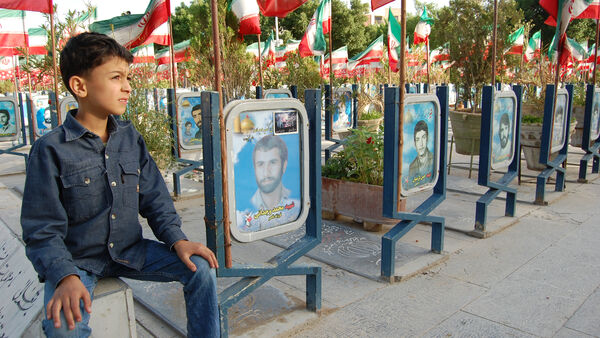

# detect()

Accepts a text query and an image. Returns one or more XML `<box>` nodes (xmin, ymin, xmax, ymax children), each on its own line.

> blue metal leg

<box><xmin>593</xmin><ymin>156</ymin><xmax>599</xmax><ymax>173</ymax></box>
<box><xmin>381</xmin><ymin>235</ymin><xmax>396</xmax><ymax>281</ymax></box>
<box><xmin>475</xmin><ymin>200</ymin><xmax>487</xmax><ymax>231</ymax></box>
<box><xmin>431</xmin><ymin>221</ymin><xmax>444</xmax><ymax>253</ymax></box>
<box><xmin>556</xmin><ymin>169</ymin><xmax>565</xmax><ymax>192</ymax></box>
<box><xmin>505</xmin><ymin>191</ymin><xmax>516</xmax><ymax>217</ymax></box>
<box><xmin>306</xmin><ymin>268</ymin><xmax>322</xmax><ymax>312</ymax></box>
<box><xmin>535</xmin><ymin>176</ymin><xmax>548</xmax><ymax>205</ymax></box>
<box><xmin>579</xmin><ymin>157</ymin><xmax>589</xmax><ymax>183</ymax></box>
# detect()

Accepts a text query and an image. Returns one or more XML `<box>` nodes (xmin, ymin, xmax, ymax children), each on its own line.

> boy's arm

<box><xmin>21</xmin><ymin>141</ymin><xmax>79</xmax><ymax>288</ymax></box>
<box><xmin>136</xmin><ymin>136</ymin><xmax>187</xmax><ymax>247</ymax></box>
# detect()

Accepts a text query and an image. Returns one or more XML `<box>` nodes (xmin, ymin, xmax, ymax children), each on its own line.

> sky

<box><xmin>23</xmin><ymin>0</ymin><xmax>450</xmax><ymax>30</ymax></box>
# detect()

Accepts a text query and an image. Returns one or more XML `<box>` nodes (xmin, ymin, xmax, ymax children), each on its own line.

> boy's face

<box><xmin>80</xmin><ymin>56</ymin><xmax>131</xmax><ymax>117</ymax></box>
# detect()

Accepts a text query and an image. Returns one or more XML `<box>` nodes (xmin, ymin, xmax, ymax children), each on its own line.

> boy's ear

<box><xmin>69</xmin><ymin>76</ymin><xmax>87</xmax><ymax>98</ymax></box>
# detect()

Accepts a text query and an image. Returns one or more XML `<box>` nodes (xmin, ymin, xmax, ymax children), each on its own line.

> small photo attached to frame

<box><xmin>0</xmin><ymin>97</ymin><xmax>19</xmax><ymax>141</ymax></box>
<box><xmin>274</xmin><ymin>110</ymin><xmax>298</xmax><ymax>135</ymax></box>
<box><xmin>491</xmin><ymin>91</ymin><xmax>518</xmax><ymax>170</ymax></box>
<box><xmin>590</xmin><ymin>88</ymin><xmax>600</xmax><ymax>142</ymax></box>
<box><xmin>400</xmin><ymin>94</ymin><xmax>441</xmax><ymax>197</ymax></box>
<box><xmin>551</xmin><ymin>88</ymin><xmax>569</xmax><ymax>153</ymax></box>
<box><xmin>32</xmin><ymin>94</ymin><xmax>53</xmax><ymax>137</ymax></box>
<box><xmin>264</xmin><ymin>88</ymin><xmax>292</xmax><ymax>99</ymax></box>
<box><xmin>177</xmin><ymin>93</ymin><xmax>203</xmax><ymax>150</ymax></box>
<box><xmin>332</xmin><ymin>88</ymin><xmax>352</xmax><ymax>132</ymax></box>
<box><xmin>225</xmin><ymin>99</ymin><xmax>310</xmax><ymax>243</ymax></box>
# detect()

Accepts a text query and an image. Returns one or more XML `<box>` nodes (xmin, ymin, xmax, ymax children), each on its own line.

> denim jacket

<box><xmin>21</xmin><ymin>110</ymin><xmax>187</xmax><ymax>287</ymax></box>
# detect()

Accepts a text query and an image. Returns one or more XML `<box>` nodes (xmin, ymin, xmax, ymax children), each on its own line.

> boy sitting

<box><xmin>20</xmin><ymin>32</ymin><xmax>220</xmax><ymax>337</ymax></box>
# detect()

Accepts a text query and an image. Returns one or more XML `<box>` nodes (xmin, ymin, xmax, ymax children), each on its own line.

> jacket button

<box><xmin>111</xmin><ymin>213</ymin><xmax>116</xmax><ymax>219</ymax></box>
<box><xmin>111</xmin><ymin>181</ymin><xmax>117</xmax><ymax>187</ymax></box>
<box><xmin>84</xmin><ymin>177</ymin><xmax>90</xmax><ymax>184</ymax></box>
<box><xmin>109</xmin><ymin>242</ymin><xmax>114</xmax><ymax>248</ymax></box>
<box><xmin>105</xmin><ymin>154</ymin><xmax>109</xmax><ymax>159</ymax></box>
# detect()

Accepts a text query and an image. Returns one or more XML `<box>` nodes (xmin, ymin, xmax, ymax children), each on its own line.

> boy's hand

<box><xmin>173</xmin><ymin>240</ymin><xmax>219</xmax><ymax>270</ymax></box>
<box><xmin>46</xmin><ymin>274</ymin><xmax>92</xmax><ymax>330</ymax></box>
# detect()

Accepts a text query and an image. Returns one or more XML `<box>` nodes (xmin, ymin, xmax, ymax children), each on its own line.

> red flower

<box><xmin>366</xmin><ymin>137</ymin><xmax>373</xmax><ymax>144</ymax></box>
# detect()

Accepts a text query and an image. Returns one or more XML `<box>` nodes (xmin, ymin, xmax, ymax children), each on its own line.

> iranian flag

<box><xmin>143</xmin><ymin>21</ymin><xmax>169</xmax><ymax>45</ymax></box>
<box><xmin>541</xmin><ymin>0</ymin><xmax>599</xmax><ymax>22</ymax></box>
<box><xmin>504</xmin><ymin>27</ymin><xmax>524</xmax><ymax>55</ymax></box>
<box><xmin>430</xmin><ymin>44</ymin><xmax>450</xmax><ymax>63</ymax></box>
<box><xmin>156</xmin><ymin>40</ymin><xmax>190</xmax><ymax>65</ymax></box>
<box><xmin>131</xmin><ymin>44</ymin><xmax>155</xmax><ymax>64</ymax></box>
<box><xmin>524</xmin><ymin>30</ymin><xmax>541</xmax><ymax>62</ymax></box>
<box><xmin>230</xmin><ymin>0</ymin><xmax>261</xmax><ymax>37</ymax></box>
<box><xmin>0</xmin><ymin>9</ymin><xmax>26</xmax><ymax>48</ymax></box>
<box><xmin>321</xmin><ymin>45</ymin><xmax>348</xmax><ymax>78</ymax></box>
<box><xmin>257</xmin><ymin>0</ymin><xmax>308</xmax><ymax>18</ymax></box>
<box><xmin>549</xmin><ymin>33</ymin><xmax>587</xmax><ymax>65</ymax></box>
<box><xmin>28</xmin><ymin>28</ymin><xmax>47</xmax><ymax>55</ymax></box>
<box><xmin>413</xmin><ymin>6</ymin><xmax>434</xmax><ymax>45</ymax></box>
<box><xmin>371</xmin><ymin>0</ymin><xmax>394</xmax><ymax>11</ymax></box>
<box><xmin>587</xmin><ymin>43</ymin><xmax>599</xmax><ymax>64</ymax></box>
<box><xmin>261</xmin><ymin>31</ymin><xmax>276</xmax><ymax>66</ymax></box>
<box><xmin>0</xmin><ymin>55</ymin><xmax>16</xmax><ymax>80</ymax></box>
<box><xmin>90</xmin><ymin>0</ymin><xmax>170</xmax><ymax>49</ymax></box>
<box><xmin>540</xmin><ymin>0</ymin><xmax>593</xmax><ymax>62</ymax></box>
<box><xmin>388</xmin><ymin>8</ymin><xmax>401</xmax><ymax>72</ymax></box>
<box><xmin>347</xmin><ymin>35</ymin><xmax>384</xmax><ymax>77</ymax></box>
<box><xmin>0</xmin><ymin>0</ymin><xmax>52</xmax><ymax>13</ymax></box>
<box><xmin>246</xmin><ymin>42</ymin><xmax>260</xmax><ymax>58</ymax></box>
<box><xmin>298</xmin><ymin>0</ymin><xmax>331</xmax><ymax>57</ymax></box>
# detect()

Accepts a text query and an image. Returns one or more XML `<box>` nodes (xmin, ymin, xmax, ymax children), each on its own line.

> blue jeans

<box><xmin>42</xmin><ymin>240</ymin><xmax>220</xmax><ymax>338</ymax></box>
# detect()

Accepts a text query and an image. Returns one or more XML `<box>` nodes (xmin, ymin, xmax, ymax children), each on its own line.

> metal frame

<box><xmin>166</xmin><ymin>89</ymin><xmax>203</xmax><ymax>197</ymax></box>
<box><xmin>473</xmin><ymin>85</ymin><xmax>522</xmax><ymax>236</ymax></box>
<box><xmin>0</xmin><ymin>95</ymin><xmax>28</xmax><ymax>166</ymax></box>
<box><xmin>578</xmin><ymin>84</ymin><xmax>600</xmax><ymax>182</ymax></box>
<box><xmin>380</xmin><ymin>85</ymin><xmax>448</xmax><ymax>282</ymax></box>
<box><xmin>201</xmin><ymin>90</ymin><xmax>322</xmax><ymax>337</ymax></box>
<box><xmin>59</xmin><ymin>96</ymin><xmax>78</xmax><ymax>124</ymax></box>
<box><xmin>223</xmin><ymin>99</ymin><xmax>311</xmax><ymax>242</ymax></box>
<box><xmin>323</xmin><ymin>84</ymin><xmax>359</xmax><ymax>161</ymax></box>
<box><xmin>331</xmin><ymin>87</ymin><xmax>353</xmax><ymax>132</ymax></box>
<box><xmin>263</xmin><ymin>88</ymin><xmax>293</xmax><ymax>99</ymax></box>
<box><xmin>534</xmin><ymin>84</ymin><xmax>574</xmax><ymax>205</ymax></box>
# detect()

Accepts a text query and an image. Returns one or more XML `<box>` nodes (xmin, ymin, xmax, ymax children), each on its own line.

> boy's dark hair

<box><xmin>60</xmin><ymin>32</ymin><xmax>133</xmax><ymax>97</ymax></box>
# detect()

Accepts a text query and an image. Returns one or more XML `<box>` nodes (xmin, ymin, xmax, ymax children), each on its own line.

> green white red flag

<box><xmin>131</xmin><ymin>44</ymin><xmax>155</xmax><ymax>64</ymax></box>
<box><xmin>413</xmin><ymin>6</ymin><xmax>434</xmax><ymax>45</ymax></box>
<box><xmin>229</xmin><ymin>0</ymin><xmax>261</xmax><ymax>37</ymax></box>
<box><xmin>540</xmin><ymin>0</ymin><xmax>594</xmax><ymax>63</ymax></box>
<box><xmin>541</xmin><ymin>0</ymin><xmax>599</xmax><ymax>23</ymax></box>
<box><xmin>156</xmin><ymin>40</ymin><xmax>190</xmax><ymax>65</ymax></box>
<box><xmin>524</xmin><ymin>30</ymin><xmax>541</xmax><ymax>62</ymax></box>
<box><xmin>256</xmin><ymin>0</ymin><xmax>308</xmax><ymax>17</ymax></box>
<box><xmin>0</xmin><ymin>55</ymin><xmax>17</xmax><ymax>80</ymax></box>
<box><xmin>430</xmin><ymin>44</ymin><xmax>450</xmax><ymax>63</ymax></box>
<box><xmin>371</xmin><ymin>0</ymin><xmax>394</xmax><ymax>11</ymax></box>
<box><xmin>321</xmin><ymin>45</ymin><xmax>348</xmax><ymax>78</ymax></box>
<box><xmin>388</xmin><ymin>8</ymin><xmax>401</xmax><ymax>72</ymax></box>
<box><xmin>0</xmin><ymin>9</ymin><xmax>26</xmax><ymax>49</ymax></box>
<box><xmin>90</xmin><ymin>0</ymin><xmax>170</xmax><ymax>49</ymax></box>
<box><xmin>504</xmin><ymin>27</ymin><xmax>524</xmax><ymax>55</ymax></box>
<box><xmin>0</xmin><ymin>0</ymin><xmax>52</xmax><ymax>13</ymax></box>
<box><xmin>347</xmin><ymin>35</ymin><xmax>384</xmax><ymax>77</ymax></box>
<box><xmin>549</xmin><ymin>33</ymin><xmax>587</xmax><ymax>66</ymax></box>
<box><xmin>260</xmin><ymin>31</ymin><xmax>276</xmax><ymax>66</ymax></box>
<box><xmin>298</xmin><ymin>0</ymin><xmax>331</xmax><ymax>57</ymax></box>
<box><xmin>27</xmin><ymin>28</ymin><xmax>47</xmax><ymax>55</ymax></box>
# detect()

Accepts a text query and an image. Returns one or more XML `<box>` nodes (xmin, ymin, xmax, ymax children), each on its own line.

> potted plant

<box><xmin>321</xmin><ymin>127</ymin><xmax>402</xmax><ymax>231</ymax></box>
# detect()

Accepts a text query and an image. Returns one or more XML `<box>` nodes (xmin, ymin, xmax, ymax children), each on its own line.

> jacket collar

<box><xmin>63</xmin><ymin>109</ymin><xmax>119</xmax><ymax>142</ymax></box>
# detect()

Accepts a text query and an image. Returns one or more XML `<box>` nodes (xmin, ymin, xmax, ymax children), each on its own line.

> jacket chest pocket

<box><xmin>119</xmin><ymin>161</ymin><xmax>140</xmax><ymax>209</ymax></box>
<box><xmin>60</xmin><ymin>166</ymin><xmax>108</xmax><ymax>221</ymax></box>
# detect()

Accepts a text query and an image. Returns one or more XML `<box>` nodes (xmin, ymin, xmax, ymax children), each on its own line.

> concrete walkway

<box><xmin>1</xmin><ymin>141</ymin><xmax>599</xmax><ymax>337</ymax></box>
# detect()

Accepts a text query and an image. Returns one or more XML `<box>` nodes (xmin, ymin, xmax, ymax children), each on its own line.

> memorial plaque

<box><xmin>590</xmin><ymin>87</ymin><xmax>600</xmax><ymax>141</ymax></box>
<box><xmin>551</xmin><ymin>89</ymin><xmax>569</xmax><ymax>153</ymax></box>
<box><xmin>491</xmin><ymin>91</ymin><xmax>518</xmax><ymax>170</ymax></box>
<box><xmin>264</xmin><ymin>89</ymin><xmax>292</xmax><ymax>99</ymax></box>
<box><xmin>332</xmin><ymin>88</ymin><xmax>352</xmax><ymax>132</ymax></box>
<box><xmin>400</xmin><ymin>94</ymin><xmax>441</xmax><ymax>196</ymax></box>
<box><xmin>225</xmin><ymin>99</ymin><xmax>310</xmax><ymax>242</ymax></box>
<box><xmin>0</xmin><ymin>97</ymin><xmax>19</xmax><ymax>141</ymax></box>
<box><xmin>59</xmin><ymin>96</ymin><xmax>78</xmax><ymax>123</ymax></box>
<box><xmin>177</xmin><ymin>93</ymin><xmax>203</xmax><ymax>150</ymax></box>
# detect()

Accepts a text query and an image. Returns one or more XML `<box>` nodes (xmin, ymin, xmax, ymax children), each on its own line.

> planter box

<box><xmin>520</xmin><ymin>121</ymin><xmax>576</xmax><ymax>170</ymax></box>
<box><xmin>321</xmin><ymin>177</ymin><xmax>403</xmax><ymax>231</ymax></box>
<box><xmin>449</xmin><ymin>110</ymin><xmax>481</xmax><ymax>155</ymax></box>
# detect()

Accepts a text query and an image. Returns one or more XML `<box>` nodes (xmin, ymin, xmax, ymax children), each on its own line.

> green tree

<box><xmin>438</xmin><ymin>0</ymin><xmax>523</xmax><ymax>110</ymax></box>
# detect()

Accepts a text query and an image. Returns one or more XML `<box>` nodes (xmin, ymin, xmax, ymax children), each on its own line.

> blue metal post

<box><xmin>324</xmin><ymin>84</ymin><xmax>332</xmax><ymax>161</ymax></box>
<box><xmin>256</xmin><ymin>85</ymin><xmax>263</xmax><ymax>99</ymax></box>
<box><xmin>578</xmin><ymin>84</ymin><xmax>600</xmax><ymax>182</ymax></box>
<box><xmin>26</xmin><ymin>94</ymin><xmax>35</xmax><ymax>145</ymax></box>
<box><xmin>352</xmin><ymin>84</ymin><xmax>358</xmax><ymax>129</ymax></box>
<box><xmin>290</xmin><ymin>85</ymin><xmax>298</xmax><ymax>99</ymax></box>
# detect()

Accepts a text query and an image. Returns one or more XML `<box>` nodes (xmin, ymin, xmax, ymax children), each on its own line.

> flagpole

<box><xmin>397</xmin><ymin>0</ymin><xmax>406</xmax><ymax>208</ymax></box>
<box><xmin>210</xmin><ymin>0</ymin><xmax>232</xmax><ymax>268</ymax></box>
<box><xmin>520</xmin><ymin>28</ymin><xmax>526</xmax><ymax>83</ymax></box>
<box><xmin>426</xmin><ymin>38</ymin><xmax>430</xmax><ymax>92</ymax></box>
<box><xmin>257</xmin><ymin>34</ymin><xmax>263</xmax><ymax>88</ymax></box>
<box><xmin>491</xmin><ymin>0</ymin><xmax>498</xmax><ymax>87</ymax></box>
<box><xmin>328</xmin><ymin>4</ymin><xmax>333</xmax><ymax>102</ymax></box>
<box><xmin>593</xmin><ymin>19</ymin><xmax>599</xmax><ymax>86</ymax></box>
<box><xmin>167</xmin><ymin>10</ymin><xmax>182</xmax><ymax>158</ymax></box>
<box><xmin>49</xmin><ymin>4</ymin><xmax>61</xmax><ymax>124</ymax></box>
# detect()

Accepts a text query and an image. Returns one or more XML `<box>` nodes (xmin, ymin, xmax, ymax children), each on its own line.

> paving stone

<box><xmin>463</xmin><ymin>275</ymin><xmax>585</xmax><ymax>337</ymax></box>
<box><xmin>553</xmin><ymin>327</ymin><xmax>597</xmax><ymax>338</ymax></box>
<box><xmin>564</xmin><ymin>287</ymin><xmax>600</xmax><ymax>336</ymax></box>
<box><xmin>293</xmin><ymin>274</ymin><xmax>487</xmax><ymax>337</ymax></box>
<box><xmin>424</xmin><ymin>310</ymin><xmax>535</xmax><ymax>338</ymax></box>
